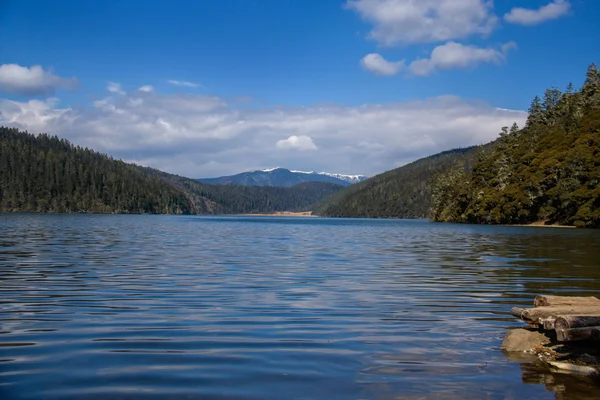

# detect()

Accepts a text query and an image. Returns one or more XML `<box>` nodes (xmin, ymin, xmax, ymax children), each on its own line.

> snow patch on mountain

<box><xmin>258</xmin><ymin>167</ymin><xmax>367</xmax><ymax>184</ymax></box>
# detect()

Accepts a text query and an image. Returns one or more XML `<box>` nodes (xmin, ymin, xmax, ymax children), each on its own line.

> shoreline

<box><xmin>507</xmin><ymin>221</ymin><xmax>576</xmax><ymax>229</ymax></box>
<box><xmin>237</xmin><ymin>211</ymin><xmax>318</xmax><ymax>217</ymax></box>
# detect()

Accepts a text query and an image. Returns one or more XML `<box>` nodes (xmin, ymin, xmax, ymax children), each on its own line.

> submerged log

<box><xmin>556</xmin><ymin>326</ymin><xmax>600</xmax><ymax>342</ymax></box>
<box><xmin>521</xmin><ymin>306</ymin><xmax>600</xmax><ymax>323</ymax></box>
<box><xmin>534</xmin><ymin>295</ymin><xmax>600</xmax><ymax>307</ymax></box>
<box><xmin>543</xmin><ymin>360</ymin><xmax>599</xmax><ymax>376</ymax></box>
<box><xmin>554</xmin><ymin>315</ymin><xmax>600</xmax><ymax>330</ymax></box>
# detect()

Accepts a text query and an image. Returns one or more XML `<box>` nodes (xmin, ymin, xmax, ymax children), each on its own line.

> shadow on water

<box><xmin>0</xmin><ymin>214</ymin><xmax>599</xmax><ymax>399</ymax></box>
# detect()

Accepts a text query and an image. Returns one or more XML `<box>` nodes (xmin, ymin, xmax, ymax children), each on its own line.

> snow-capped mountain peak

<box><xmin>199</xmin><ymin>167</ymin><xmax>368</xmax><ymax>187</ymax></box>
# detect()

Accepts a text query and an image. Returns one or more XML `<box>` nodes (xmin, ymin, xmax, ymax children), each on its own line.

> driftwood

<box><xmin>541</xmin><ymin>317</ymin><xmax>557</xmax><ymax>330</ymax></box>
<box><xmin>516</xmin><ymin>306</ymin><xmax>600</xmax><ymax>324</ymax></box>
<box><xmin>509</xmin><ymin>296</ymin><xmax>600</xmax><ymax>340</ymax></box>
<box><xmin>505</xmin><ymin>295</ymin><xmax>600</xmax><ymax>377</ymax></box>
<box><xmin>534</xmin><ymin>295</ymin><xmax>600</xmax><ymax>307</ymax></box>
<box><xmin>543</xmin><ymin>360</ymin><xmax>599</xmax><ymax>376</ymax></box>
<box><xmin>556</xmin><ymin>326</ymin><xmax>600</xmax><ymax>342</ymax></box>
<box><xmin>554</xmin><ymin>315</ymin><xmax>600</xmax><ymax>330</ymax></box>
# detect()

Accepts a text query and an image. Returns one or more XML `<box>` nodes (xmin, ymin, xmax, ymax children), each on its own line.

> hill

<box><xmin>431</xmin><ymin>64</ymin><xmax>600</xmax><ymax>228</ymax></box>
<box><xmin>0</xmin><ymin>127</ymin><xmax>343</xmax><ymax>214</ymax></box>
<box><xmin>316</xmin><ymin>146</ymin><xmax>484</xmax><ymax>218</ymax></box>
<box><xmin>144</xmin><ymin>167</ymin><xmax>344</xmax><ymax>214</ymax></box>
<box><xmin>198</xmin><ymin>167</ymin><xmax>366</xmax><ymax>187</ymax></box>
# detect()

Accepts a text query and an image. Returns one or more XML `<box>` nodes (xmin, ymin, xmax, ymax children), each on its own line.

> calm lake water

<box><xmin>1</xmin><ymin>214</ymin><xmax>599</xmax><ymax>399</ymax></box>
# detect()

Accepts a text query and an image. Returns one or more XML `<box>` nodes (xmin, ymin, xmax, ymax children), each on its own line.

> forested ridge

<box><xmin>0</xmin><ymin>127</ymin><xmax>192</xmax><ymax>214</ymax></box>
<box><xmin>431</xmin><ymin>64</ymin><xmax>600</xmax><ymax>228</ymax></box>
<box><xmin>0</xmin><ymin>127</ymin><xmax>342</xmax><ymax>214</ymax></box>
<box><xmin>143</xmin><ymin>167</ymin><xmax>344</xmax><ymax>214</ymax></box>
<box><xmin>316</xmin><ymin>146</ymin><xmax>484</xmax><ymax>218</ymax></box>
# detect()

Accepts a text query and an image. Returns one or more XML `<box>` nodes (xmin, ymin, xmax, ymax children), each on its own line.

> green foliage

<box><xmin>0</xmin><ymin>127</ymin><xmax>191</xmax><ymax>214</ymax></box>
<box><xmin>0</xmin><ymin>127</ymin><xmax>342</xmax><ymax>215</ymax></box>
<box><xmin>316</xmin><ymin>146</ymin><xmax>484</xmax><ymax>218</ymax></box>
<box><xmin>142</xmin><ymin>167</ymin><xmax>344</xmax><ymax>214</ymax></box>
<box><xmin>431</xmin><ymin>64</ymin><xmax>600</xmax><ymax>228</ymax></box>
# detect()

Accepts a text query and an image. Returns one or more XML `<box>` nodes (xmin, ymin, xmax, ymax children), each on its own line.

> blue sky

<box><xmin>0</xmin><ymin>0</ymin><xmax>598</xmax><ymax>177</ymax></box>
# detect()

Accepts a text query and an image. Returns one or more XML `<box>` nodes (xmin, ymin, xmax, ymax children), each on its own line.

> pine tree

<box><xmin>582</xmin><ymin>63</ymin><xmax>600</xmax><ymax>107</ymax></box>
<box><xmin>526</xmin><ymin>96</ymin><xmax>543</xmax><ymax>126</ymax></box>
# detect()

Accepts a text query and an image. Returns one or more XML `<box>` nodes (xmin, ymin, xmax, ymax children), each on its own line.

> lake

<box><xmin>1</xmin><ymin>214</ymin><xmax>599</xmax><ymax>399</ymax></box>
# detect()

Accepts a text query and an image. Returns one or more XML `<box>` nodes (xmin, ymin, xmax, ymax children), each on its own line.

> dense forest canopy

<box><xmin>431</xmin><ymin>64</ymin><xmax>600</xmax><ymax>228</ymax></box>
<box><xmin>315</xmin><ymin>146</ymin><xmax>484</xmax><ymax>218</ymax></box>
<box><xmin>0</xmin><ymin>127</ymin><xmax>342</xmax><ymax>215</ymax></box>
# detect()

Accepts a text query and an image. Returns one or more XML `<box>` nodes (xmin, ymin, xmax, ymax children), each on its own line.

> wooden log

<box><xmin>534</xmin><ymin>295</ymin><xmax>600</xmax><ymax>307</ymax></box>
<box><xmin>511</xmin><ymin>307</ymin><xmax>525</xmax><ymax>319</ymax></box>
<box><xmin>545</xmin><ymin>360</ymin><xmax>599</xmax><ymax>376</ymax></box>
<box><xmin>521</xmin><ymin>306</ymin><xmax>600</xmax><ymax>323</ymax></box>
<box><xmin>554</xmin><ymin>315</ymin><xmax>600</xmax><ymax>330</ymax></box>
<box><xmin>556</xmin><ymin>326</ymin><xmax>600</xmax><ymax>342</ymax></box>
<box><xmin>541</xmin><ymin>317</ymin><xmax>556</xmax><ymax>330</ymax></box>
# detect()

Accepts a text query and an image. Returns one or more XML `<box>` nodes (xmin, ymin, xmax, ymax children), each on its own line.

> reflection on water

<box><xmin>0</xmin><ymin>214</ymin><xmax>599</xmax><ymax>399</ymax></box>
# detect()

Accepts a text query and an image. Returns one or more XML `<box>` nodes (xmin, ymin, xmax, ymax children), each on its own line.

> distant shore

<box><xmin>508</xmin><ymin>220</ymin><xmax>576</xmax><ymax>229</ymax></box>
<box><xmin>238</xmin><ymin>211</ymin><xmax>318</xmax><ymax>217</ymax></box>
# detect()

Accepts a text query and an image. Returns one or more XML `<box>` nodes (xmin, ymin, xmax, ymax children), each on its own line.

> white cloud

<box><xmin>504</xmin><ymin>0</ymin><xmax>570</xmax><ymax>25</ymax></box>
<box><xmin>276</xmin><ymin>135</ymin><xmax>318</xmax><ymax>151</ymax></box>
<box><xmin>361</xmin><ymin>53</ymin><xmax>405</xmax><ymax>76</ymax></box>
<box><xmin>409</xmin><ymin>41</ymin><xmax>513</xmax><ymax>76</ymax></box>
<box><xmin>0</xmin><ymin>64</ymin><xmax>78</xmax><ymax>96</ymax></box>
<box><xmin>0</xmin><ymin>88</ymin><xmax>526</xmax><ymax>177</ymax></box>
<box><xmin>107</xmin><ymin>82</ymin><xmax>125</xmax><ymax>94</ymax></box>
<box><xmin>138</xmin><ymin>85</ymin><xmax>154</xmax><ymax>92</ymax></box>
<box><xmin>346</xmin><ymin>0</ymin><xmax>498</xmax><ymax>45</ymax></box>
<box><xmin>167</xmin><ymin>79</ymin><xmax>200</xmax><ymax>88</ymax></box>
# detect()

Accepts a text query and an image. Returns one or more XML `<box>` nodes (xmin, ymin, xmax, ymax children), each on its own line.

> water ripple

<box><xmin>1</xmin><ymin>214</ymin><xmax>599</xmax><ymax>399</ymax></box>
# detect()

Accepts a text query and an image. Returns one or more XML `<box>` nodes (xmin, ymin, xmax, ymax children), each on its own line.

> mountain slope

<box><xmin>431</xmin><ymin>64</ymin><xmax>600</xmax><ymax>228</ymax></box>
<box><xmin>0</xmin><ymin>127</ymin><xmax>193</xmax><ymax>214</ymax></box>
<box><xmin>0</xmin><ymin>127</ymin><xmax>343</xmax><ymax>214</ymax></box>
<box><xmin>144</xmin><ymin>167</ymin><xmax>344</xmax><ymax>214</ymax></box>
<box><xmin>198</xmin><ymin>167</ymin><xmax>366</xmax><ymax>187</ymax></box>
<box><xmin>316</xmin><ymin>146</ymin><xmax>484</xmax><ymax>218</ymax></box>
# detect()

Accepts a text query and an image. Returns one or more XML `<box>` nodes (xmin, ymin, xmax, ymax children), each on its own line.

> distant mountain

<box><xmin>0</xmin><ymin>127</ymin><xmax>344</xmax><ymax>215</ymax></box>
<box><xmin>198</xmin><ymin>167</ymin><xmax>367</xmax><ymax>187</ymax></box>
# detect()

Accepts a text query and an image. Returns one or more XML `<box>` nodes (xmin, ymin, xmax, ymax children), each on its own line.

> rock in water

<box><xmin>501</xmin><ymin>328</ymin><xmax>551</xmax><ymax>352</ymax></box>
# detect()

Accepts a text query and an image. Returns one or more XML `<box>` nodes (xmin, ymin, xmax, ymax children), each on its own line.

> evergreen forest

<box><xmin>431</xmin><ymin>64</ymin><xmax>600</xmax><ymax>228</ymax></box>
<box><xmin>315</xmin><ymin>146</ymin><xmax>484</xmax><ymax>218</ymax></box>
<box><xmin>0</xmin><ymin>127</ymin><xmax>342</xmax><ymax>215</ymax></box>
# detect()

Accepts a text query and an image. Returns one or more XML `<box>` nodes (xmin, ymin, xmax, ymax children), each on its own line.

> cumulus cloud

<box><xmin>0</xmin><ymin>64</ymin><xmax>78</xmax><ymax>96</ymax></box>
<box><xmin>0</xmin><ymin>88</ymin><xmax>526</xmax><ymax>177</ymax></box>
<box><xmin>504</xmin><ymin>0</ymin><xmax>571</xmax><ymax>25</ymax></box>
<box><xmin>361</xmin><ymin>53</ymin><xmax>405</xmax><ymax>76</ymax></box>
<box><xmin>346</xmin><ymin>0</ymin><xmax>498</xmax><ymax>45</ymax></box>
<box><xmin>167</xmin><ymin>79</ymin><xmax>200</xmax><ymax>88</ymax></box>
<box><xmin>276</xmin><ymin>135</ymin><xmax>318</xmax><ymax>151</ymax></box>
<box><xmin>409</xmin><ymin>41</ymin><xmax>514</xmax><ymax>76</ymax></box>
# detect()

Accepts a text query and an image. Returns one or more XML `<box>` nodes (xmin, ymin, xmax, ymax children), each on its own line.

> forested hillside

<box><xmin>0</xmin><ymin>127</ymin><xmax>342</xmax><ymax>214</ymax></box>
<box><xmin>431</xmin><ymin>64</ymin><xmax>600</xmax><ymax>228</ymax></box>
<box><xmin>0</xmin><ymin>127</ymin><xmax>193</xmax><ymax>213</ymax></box>
<box><xmin>143</xmin><ymin>167</ymin><xmax>344</xmax><ymax>214</ymax></box>
<box><xmin>316</xmin><ymin>146</ymin><xmax>484</xmax><ymax>218</ymax></box>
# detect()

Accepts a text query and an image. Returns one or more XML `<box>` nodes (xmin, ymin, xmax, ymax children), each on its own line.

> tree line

<box><xmin>0</xmin><ymin>127</ymin><xmax>342</xmax><ymax>215</ymax></box>
<box><xmin>431</xmin><ymin>64</ymin><xmax>600</xmax><ymax>227</ymax></box>
<box><xmin>315</xmin><ymin>146</ymin><xmax>483</xmax><ymax>218</ymax></box>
